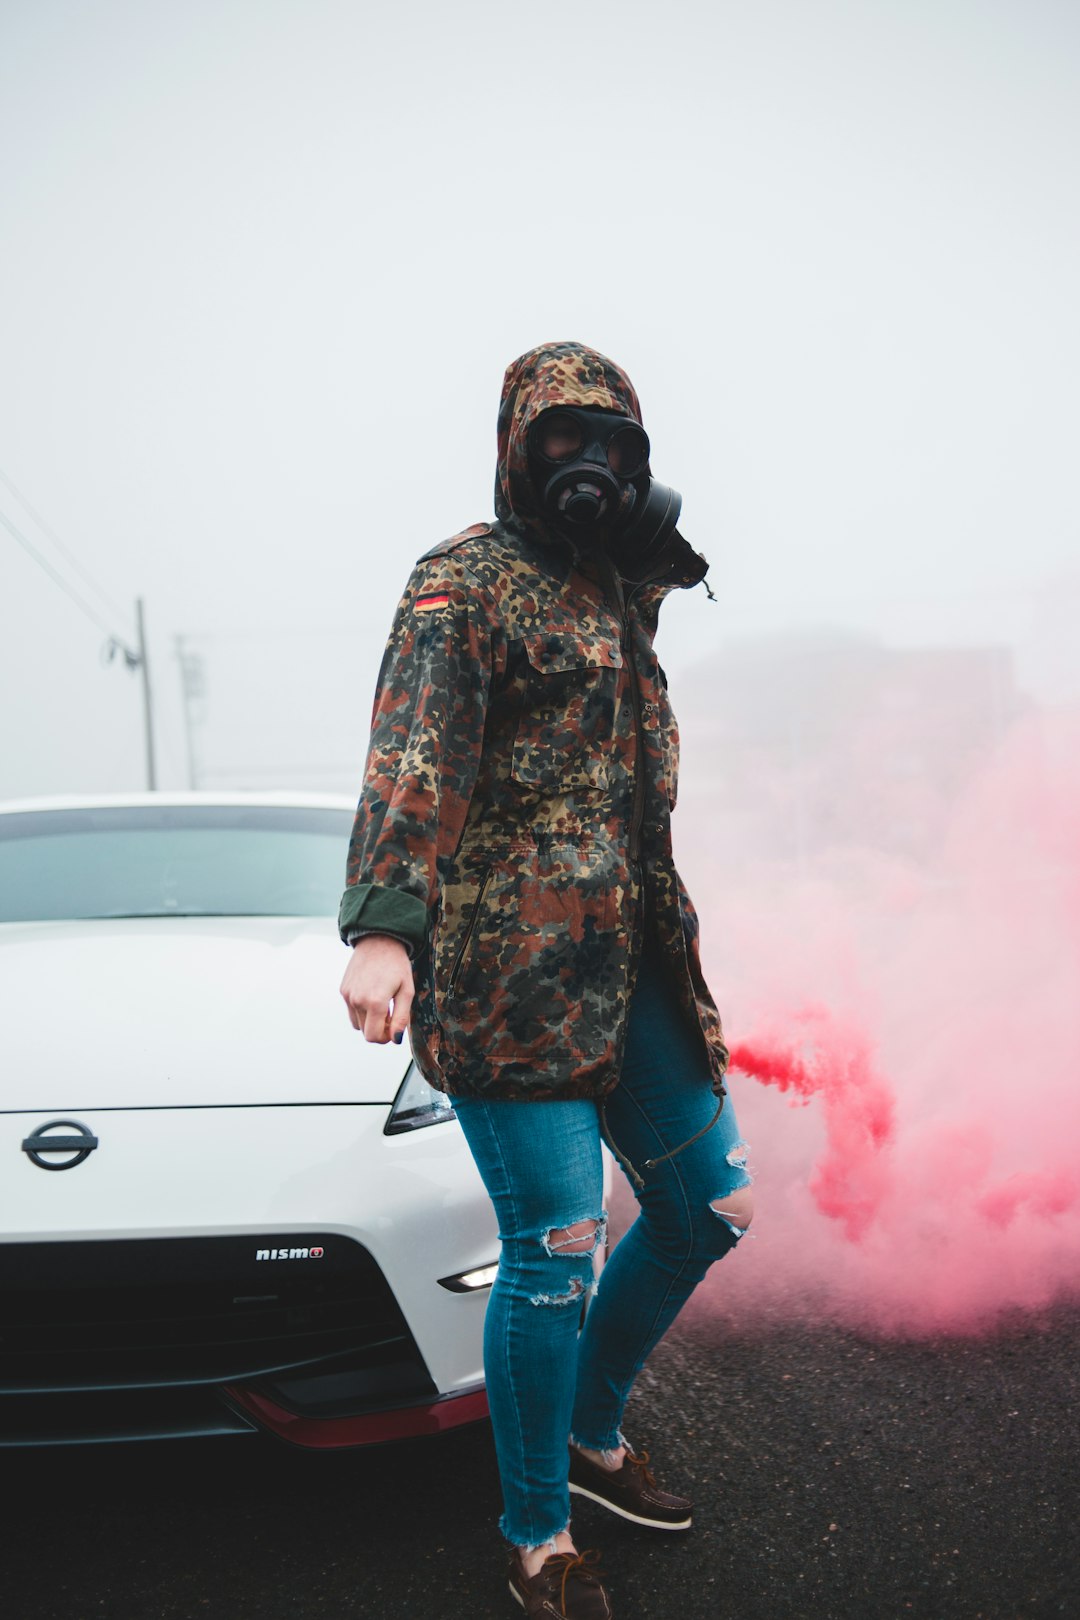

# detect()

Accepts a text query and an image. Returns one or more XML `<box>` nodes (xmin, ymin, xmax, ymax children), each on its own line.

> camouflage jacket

<box><xmin>339</xmin><ymin>341</ymin><xmax>729</xmax><ymax>1102</ymax></box>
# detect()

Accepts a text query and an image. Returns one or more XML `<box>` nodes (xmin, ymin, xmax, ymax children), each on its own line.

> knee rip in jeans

<box><xmin>530</xmin><ymin>1271</ymin><xmax>597</xmax><ymax>1308</ymax></box>
<box><xmin>709</xmin><ymin>1181</ymin><xmax>754</xmax><ymax>1242</ymax></box>
<box><xmin>541</xmin><ymin>1213</ymin><xmax>607</xmax><ymax>1259</ymax></box>
<box><xmin>531</xmin><ymin>1214</ymin><xmax>606</xmax><ymax>1307</ymax></box>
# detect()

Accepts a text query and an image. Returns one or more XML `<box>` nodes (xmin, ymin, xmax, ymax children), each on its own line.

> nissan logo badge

<box><xmin>22</xmin><ymin>1119</ymin><xmax>100</xmax><ymax>1171</ymax></box>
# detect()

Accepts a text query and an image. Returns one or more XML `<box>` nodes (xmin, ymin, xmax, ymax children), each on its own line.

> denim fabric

<box><xmin>452</xmin><ymin>937</ymin><xmax>751</xmax><ymax>1548</ymax></box>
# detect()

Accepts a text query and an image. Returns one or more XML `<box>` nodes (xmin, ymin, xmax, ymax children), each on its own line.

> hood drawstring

<box><xmin>599</xmin><ymin>1092</ymin><xmax>726</xmax><ymax>1192</ymax></box>
<box><xmin>599</xmin><ymin>1099</ymin><xmax>645</xmax><ymax>1190</ymax></box>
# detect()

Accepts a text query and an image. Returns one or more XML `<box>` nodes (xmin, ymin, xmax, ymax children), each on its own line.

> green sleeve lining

<box><xmin>337</xmin><ymin>884</ymin><xmax>429</xmax><ymax>952</ymax></box>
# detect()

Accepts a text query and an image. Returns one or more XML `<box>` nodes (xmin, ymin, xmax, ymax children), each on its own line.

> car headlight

<box><xmin>384</xmin><ymin>1061</ymin><xmax>457</xmax><ymax>1134</ymax></box>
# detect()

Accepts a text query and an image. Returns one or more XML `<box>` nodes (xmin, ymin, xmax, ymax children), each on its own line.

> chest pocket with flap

<box><xmin>510</xmin><ymin>632</ymin><xmax>623</xmax><ymax>793</ymax></box>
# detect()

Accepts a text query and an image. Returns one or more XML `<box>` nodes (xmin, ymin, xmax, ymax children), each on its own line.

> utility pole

<box><xmin>104</xmin><ymin>596</ymin><xmax>156</xmax><ymax>791</ymax></box>
<box><xmin>175</xmin><ymin>635</ymin><xmax>206</xmax><ymax>790</ymax></box>
<box><xmin>136</xmin><ymin>596</ymin><xmax>156</xmax><ymax>790</ymax></box>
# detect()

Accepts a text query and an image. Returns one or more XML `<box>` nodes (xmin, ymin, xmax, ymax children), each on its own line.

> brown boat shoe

<box><xmin>508</xmin><ymin>1547</ymin><xmax>614</xmax><ymax>1618</ymax></box>
<box><xmin>568</xmin><ymin>1444</ymin><xmax>693</xmax><ymax>1531</ymax></box>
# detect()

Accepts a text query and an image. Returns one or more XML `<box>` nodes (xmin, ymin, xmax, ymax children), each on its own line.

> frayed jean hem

<box><xmin>569</xmin><ymin>1429</ymin><xmax>629</xmax><ymax>1463</ymax></box>
<box><xmin>502</xmin><ymin>1512</ymin><xmax>571</xmax><ymax>1553</ymax></box>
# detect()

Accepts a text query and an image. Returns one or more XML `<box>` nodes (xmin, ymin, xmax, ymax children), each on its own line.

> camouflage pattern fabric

<box><xmin>340</xmin><ymin>340</ymin><xmax>728</xmax><ymax>1101</ymax></box>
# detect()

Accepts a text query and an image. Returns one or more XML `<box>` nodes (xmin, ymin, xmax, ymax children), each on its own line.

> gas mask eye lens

<box><xmin>535</xmin><ymin>412</ymin><xmax>584</xmax><ymax>462</ymax></box>
<box><xmin>607</xmin><ymin>425</ymin><xmax>650</xmax><ymax>479</ymax></box>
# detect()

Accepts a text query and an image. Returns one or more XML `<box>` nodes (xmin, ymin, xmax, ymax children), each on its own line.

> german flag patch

<box><xmin>415</xmin><ymin>591</ymin><xmax>451</xmax><ymax>614</ymax></box>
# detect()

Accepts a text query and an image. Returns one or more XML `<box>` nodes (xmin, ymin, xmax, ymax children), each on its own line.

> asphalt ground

<box><xmin>4</xmin><ymin>1305</ymin><xmax>1077</xmax><ymax>1620</ymax></box>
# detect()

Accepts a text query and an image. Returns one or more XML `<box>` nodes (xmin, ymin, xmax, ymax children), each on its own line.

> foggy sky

<box><xmin>2</xmin><ymin>0</ymin><xmax>1078</xmax><ymax>799</ymax></box>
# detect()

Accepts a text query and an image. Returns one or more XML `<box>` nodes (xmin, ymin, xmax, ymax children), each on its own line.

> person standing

<box><xmin>339</xmin><ymin>341</ymin><xmax>752</xmax><ymax>1619</ymax></box>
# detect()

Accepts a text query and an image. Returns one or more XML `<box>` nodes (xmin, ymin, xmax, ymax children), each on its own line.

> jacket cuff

<box><xmin>346</xmin><ymin>928</ymin><xmax>416</xmax><ymax>959</ymax></box>
<box><xmin>337</xmin><ymin>884</ymin><xmax>428</xmax><ymax>953</ymax></box>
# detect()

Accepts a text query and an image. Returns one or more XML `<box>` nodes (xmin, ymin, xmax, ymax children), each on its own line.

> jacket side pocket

<box><xmin>444</xmin><ymin>865</ymin><xmax>494</xmax><ymax>1003</ymax></box>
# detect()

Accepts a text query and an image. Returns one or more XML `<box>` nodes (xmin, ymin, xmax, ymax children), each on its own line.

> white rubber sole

<box><xmin>567</xmin><ymin>1479</ymin><xmax>692</xmax><ymax>1531</ymax></box>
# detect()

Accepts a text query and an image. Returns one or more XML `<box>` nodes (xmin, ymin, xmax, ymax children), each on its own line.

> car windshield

<box><xmin>0</xmin><ymin>805</ymin><xmax>354</xmax><ymax>922</ymax></box>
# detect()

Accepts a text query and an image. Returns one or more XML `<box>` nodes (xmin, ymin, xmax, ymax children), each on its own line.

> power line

<box><xmin>0</xmin><ymin>504</ymin><xmax>125</xmax><ymax>641</ymax></box>
<box><xmin>0</xmin><ymin>464</ymin><xmax>130</xmax><ymax>627</ymax></box>
<box><xmin>1</xmin><ymin>500</ymin><xmax>158</xmax><ymax>789</ymax></box>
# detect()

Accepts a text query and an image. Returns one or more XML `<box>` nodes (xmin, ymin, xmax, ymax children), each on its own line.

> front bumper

<box><xmin>2</xmin><ymin>1376</ymin><xmax>489</xmax><ymax>1450</ymax></box>
<box><xmin>0</xmin><ymin>1104</ymin><xmax>497</xmax><ymax>1448</ymax></box>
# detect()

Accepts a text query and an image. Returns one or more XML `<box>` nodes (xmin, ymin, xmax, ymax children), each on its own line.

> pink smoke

<box><xmin>672</xmin><ymin>697</ymin><xmax>1080</xmax><ymax>1336</ymax></box>
<box><xmin>731</xmin><ymin>1009</ymin><xmax>895</xmax><ymax>1244</ymax></box>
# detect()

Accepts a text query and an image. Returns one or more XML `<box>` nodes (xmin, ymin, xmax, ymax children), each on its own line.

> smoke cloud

<box><xmin>661</xmin><ymin>642</ymin><xmax>1080</xmax><ymax>1336</ymax></box>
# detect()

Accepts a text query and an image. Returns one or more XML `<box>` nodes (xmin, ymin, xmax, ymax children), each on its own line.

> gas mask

<box><xmin>527</xmin><ymin>406</ymin><xmax>683</xmax><ymax>580</ymax></box>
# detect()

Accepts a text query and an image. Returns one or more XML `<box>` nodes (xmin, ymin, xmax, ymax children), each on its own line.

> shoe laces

<box><xmin>626</xmin><ymin>1447</ymin><xmax>657</xmax><ymax>1488</ymax></box>
<box><xmin>542</xmin><ymin>1548</ymin><xmax>606</xmax><ymax>1613</ymax></box>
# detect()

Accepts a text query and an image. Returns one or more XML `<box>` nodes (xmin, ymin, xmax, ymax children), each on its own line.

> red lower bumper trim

<box><xmin>221</xmin><ymin>1383</ymin><xmax>489</xmax><ymax>1450</ymax></box>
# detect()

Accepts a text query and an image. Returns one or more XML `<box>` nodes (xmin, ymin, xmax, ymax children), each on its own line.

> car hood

<box><xmin>0</xmin><ymin>917</ymin><xmax>412</xmax><ymax>1110</ymax></box>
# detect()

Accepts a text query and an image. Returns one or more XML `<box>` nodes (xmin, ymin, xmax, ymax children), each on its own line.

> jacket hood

<box><xmin>495</xmin><ymin>341</ymin><xmax>645</xmax><ymax>531</ymax></box>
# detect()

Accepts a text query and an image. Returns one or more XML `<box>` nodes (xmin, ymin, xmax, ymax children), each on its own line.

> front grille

<box><xmin>0</xmin><ymin>1234</ymin><xmax>432</xmax><ymax>1396</ymax></box>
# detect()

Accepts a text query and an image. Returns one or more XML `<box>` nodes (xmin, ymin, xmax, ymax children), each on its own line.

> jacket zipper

<box><xmin>599</xmin><ymin>552</ymin><xmax>728</xmax><ymax>1178</ymax></box>
<box><xmin>596</xmin><ymin>552</ymin><xmax>648</xmax><ymax>866</ymax></box>
<box><xmin>446</xmin><ymin>867</ymin><xmax>493</xmax><ymax>999</ymax></box>
<box><xmin>621</xmin><ymin>595</ymin><xmax>647</xmax><ymax>864</ymax></box>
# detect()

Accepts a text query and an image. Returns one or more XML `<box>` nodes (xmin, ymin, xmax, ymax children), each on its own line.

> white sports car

<box><xmin>0</xmin><ymin>792</ymin><xmax>505</xmax><ymax>1450</ymax></box>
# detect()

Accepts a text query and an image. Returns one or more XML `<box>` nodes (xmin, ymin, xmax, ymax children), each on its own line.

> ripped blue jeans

<box><xmin>452</xmin><ymin>938</ymin><xmax>751</xmax><ymax>1549</ymax></box>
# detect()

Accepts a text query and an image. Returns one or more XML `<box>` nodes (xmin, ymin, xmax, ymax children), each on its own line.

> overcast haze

<box><xmin>4</xmin><ymin>1</ymin><xmax>1080</xmax><ymax>1335</ymax></box>
<box><xmin>2</xmin><ymin>0</ymin><xmax>1078</xmax><ymax>797</ymax></box>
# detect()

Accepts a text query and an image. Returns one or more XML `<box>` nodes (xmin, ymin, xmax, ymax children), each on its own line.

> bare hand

<box><xmin>339</xmin><ymin>936</ymin><xmax>415</xmax><ymax>1043</ymax></box>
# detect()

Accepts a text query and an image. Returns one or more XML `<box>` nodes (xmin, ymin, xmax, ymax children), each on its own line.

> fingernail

<box><xmin>393</xmin><ymin>1031</ymin><xmax>404</xmax><ymax>1045</ymax></box>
